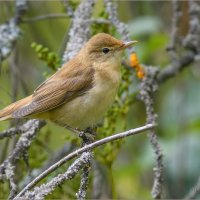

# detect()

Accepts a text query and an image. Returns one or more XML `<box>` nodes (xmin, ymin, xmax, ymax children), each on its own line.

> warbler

<box><xmin>0</xmin><ymin>33</ymin><xmax>137</xmax><ymax>130</ymax></box>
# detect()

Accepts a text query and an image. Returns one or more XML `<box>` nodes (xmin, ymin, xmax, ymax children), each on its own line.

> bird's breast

<box><xmin>50</xmin><ymin>66</ymin><xmax>121</xmax><ymax>129</ymax></box>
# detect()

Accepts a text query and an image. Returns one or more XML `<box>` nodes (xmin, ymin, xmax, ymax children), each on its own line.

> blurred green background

<box><xmin>0</xmin><ymin>1</ymin><xmax>200</xmax><ymax>199</ymax></box>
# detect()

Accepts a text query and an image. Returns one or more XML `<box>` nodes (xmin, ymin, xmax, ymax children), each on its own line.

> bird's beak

<box><xmin>122</xmin><ymin>40</ymin><xmax>138</xmax><ymax>49</ymax></box>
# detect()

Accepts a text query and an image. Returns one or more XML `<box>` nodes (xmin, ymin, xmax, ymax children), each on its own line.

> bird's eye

<box><xmin>102</xmin><ymin>48</ymin><xmax>110</xmax><ymax>54</ymax></box>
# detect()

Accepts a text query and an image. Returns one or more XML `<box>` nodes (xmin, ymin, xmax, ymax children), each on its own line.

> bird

<box><xmin>0</xmin><ymin>33</ymin><xmax>137</xmax><ymax>132</ymax></box>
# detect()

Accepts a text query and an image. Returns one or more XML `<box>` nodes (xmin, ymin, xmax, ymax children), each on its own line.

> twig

<box><xmin>139</xmin><ymin>66</ymin><xmax>163</xmax><ymax>199</ymax></box>
<box><xmin>61</xmin><ymin>0</ymin><xmax>74</xmax><ymax>17</ymax></box>
<box><xmin>15</xmin><ymin>123</ymin><xmax>156</xmax><ymax>198</ymax></box>
<box><xmin>76</xmin><ymin>161</ymin><xmax>91</xmax><ymax>200</ymax></box>
<box><xmin>15</xmin><ymin>0</ymin><xmax>28</xmax><ymax>24</ymax></box>
<box><xmin>62</xmin><ymin>0</ymin><xmax>96</xmax><ymax>63</ymax></box>
<box><xmin>22</xmin><ymin>13</ymin><xmax>110</xmax><ymax>24</ymax></box>
<box><xmin>76</xmin><ymin>134</ymin><xmax>94</xmax><ymax>200</ymax></box>
<box><xmin>0</xmin><ymin>119</ymin><xmax>46</xmax><ymax>199</ymax></box>
<box><xmin>157</xmin><ymin>51</ymin><xmax>195</xmax><ymax>83</ymax></box>
<box><xmin>166</xmin><ymin>0</ymin><xmax>182</xmax><ymax>61</ymax></box>
<box><xmin>22</xmin><ymin>152</ymin><xmax>92</xmax><ymax>200</ymax></box>
<box><xmin>183</xmin><ymin>0</ymin><xmax>200</xmax><ymax>52</ymax></box>
<box><xmin>0</xmin><ymin>120</ymin><xmax>46</xmax><ymax>139</ymax></box>
<box><xmin>104</xmin><ymin>0</ymin><xmax>134</xmax><ymax>55</ymax></box>
<box><xmin>21</xmin><ymin>13</ymin><xmax>70</xmax><ymax>22</ymax></box>
<box><xmin>21</xmin><ymin>142</ymin><xmax>75</xmax><ymax>188</ymax></box>
<box><xmin>184</xmin><ymin>176</ymin><xmax>200</xmax><ymax>199</ymax></box>
<box><xmin>0</xmin><ymin>0</ymin><xmax>28</xmax><ymax>62</ymax></box>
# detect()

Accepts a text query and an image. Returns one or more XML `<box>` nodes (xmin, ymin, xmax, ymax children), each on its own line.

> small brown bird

<box><xmin>0</xmin><ymin>33</ymin><xmax>137</xmax><ymax>130</ymax></box>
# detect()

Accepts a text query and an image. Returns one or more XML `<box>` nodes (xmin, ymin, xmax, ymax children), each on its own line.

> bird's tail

<box><xmin>0</xmin><ymin>95</ymin><xmax>32</xmax><ymax>121</ymax></box>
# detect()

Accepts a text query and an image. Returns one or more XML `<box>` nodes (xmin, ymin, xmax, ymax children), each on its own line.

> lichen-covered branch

<box><xmin>21</xmin><ymin>152</ymin><xmax>92</xmax><ymax>200</ymax></box>
<box><xmin>62</xmin><ymin>0</ymin><xmax>96</xmax><ymax>63</ymax></box>
<box><xmin>159</xmin><ymin>0</ymin><xmax>200</xmax><ymax>83</ymax></box>
<box><xmin>183</xmin><ymin>0</ymin><xmax>200</xmax><ymax>52</ymax></box>
<box><xmin>0</xmin><ymin>0</ymin><xmax>28</xmax><ymax>62</ymax></box>
<box><xmin>0</xmin><ymin>120</ymin><xmax>46</xmax><ymax>199</ymax></box>
<box><xmin>15</xmin><ymin>123</ymin><xmax>155</xmax><ymax>198</ymax></box>
<box><xmin>139</xmin><ymin>66</ymin><xmax>163</xmax><ymax>199</ymax></box>
<box><xmin>166</xmin><ymin>0</ymin><xmax>182</xmax><ymax>61</ymax></box>
<box><xmin>104</xmin><ymin>0</ymin><xmax>133</xmax><ymax>55</ymax></box>
<box><xmin>184</xmin><ymin>176</ymin><xmax>200</xmax><ymax>199</ymax></box>
<box><xmin>0</xmin><ymin>120</ymin><xmax>45</xmax><ymax>139</ymax></box>
<box><xmin>157</xmin><ymin>51</ymin><xmax>195</xmax><ymax>83</ymax></box>
<box><xmin>76</xmin><ymin>161</ymin><xmax>91</xmax><ymax>200</ymax></box>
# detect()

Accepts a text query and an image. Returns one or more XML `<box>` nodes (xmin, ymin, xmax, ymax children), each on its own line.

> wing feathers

<box><xmin>0</xmin><ymin>57</ymin><xmax>94</xmax><ymax>120</ymax></box>
<box><xmin>12</xmin><ymin>65</ymin><xmax>94</xmax><ymax>118</ymax></box>
<box><xmin>0</xmin><ymin>95</ymin><xmax>32</xmax><ymax>121</ymax></box>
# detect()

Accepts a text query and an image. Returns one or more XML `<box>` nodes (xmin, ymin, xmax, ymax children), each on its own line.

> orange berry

<box><xmin>137</xmin><ymin>68</ymin><xmax>145</xmax><ymax>79</ymax></box>
<box><xmin>130</xmin><ymin>53</ymin><xmax>139</xmax><ymax>67</ymax></box>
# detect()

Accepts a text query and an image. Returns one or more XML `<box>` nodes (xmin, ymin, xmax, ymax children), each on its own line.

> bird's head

<box><xmin>80</xmin><ymin>33</ymin><xmax>137</xmax><ymax>66</ymax></box>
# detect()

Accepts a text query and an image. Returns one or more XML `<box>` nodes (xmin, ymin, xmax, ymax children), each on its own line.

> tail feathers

<box><xmin>0</xmin><ymin>95</ymin><xmax>32</xmax><ymax>121</ymax></box>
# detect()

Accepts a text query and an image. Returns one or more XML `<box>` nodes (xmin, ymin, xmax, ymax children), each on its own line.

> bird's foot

<box><xmin>64</xmin><ymin>124</ymin><xmax>80</xmax><ymax>134</ymax></box>
<box><xmin>79</xmin><ymin>127</ymin><xmax>96</xmax><ymax>145</ymax></box>
<box><xmin>84</xmin><ymin>127</ymin><xmax>97</xmax><ymax>136</ymax></box>
<box><xmin>64</xmin><ymin>124</ymin><xmax>96</xmax><ymax>144</ymax></box>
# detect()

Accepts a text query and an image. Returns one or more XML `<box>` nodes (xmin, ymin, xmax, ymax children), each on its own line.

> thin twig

<box><xmin>76</xmin><ymin>134</ymin><xmax>94</xmax><ymax>200</ymax></box>
<box><xmin>0</xmin><ymin>0</ymin><xmax>28</xmax><ymax>62</ymax></box>
<box><xmin>183</xmin><ymin>0</ymin><xmax>200</xmax><ymax>52</ymax></box>
<box><xmin>22</xmin><ymin>13</ymin><xmax>110</xmax><ymax>24</ymax></box>
<box><xmin>61</xmin><ymin>0</ymin><xmax>74</xmax><ymax>17</ymax></box>
<box><xmin>166</xmin><ymin>0</ymin><xmax>182</xmax><ymax>61</ymax></box>
<box><xmin>21</xmin><ymin>142</ymin><xmax>75</xmax><ymax>188</ymax></box>
<box><xmin>62</xmin><ymin>0</ymin><xmax>96</xmax><ymax>62</ymax></box>
<box><xmin>0</xmin><ymin>120</ymin><xmax>46</xmax><ymax>139</ymax></box>
<box><xmin>139</xmin><ymin>66</ymin><xmax>163</xmax><ymax>199</ymax></box>
<box><xmin>157</xmin><ymin>51</ymin><xmax>195</xmax><ymax>83</ymax></box>
<box><xmin>22</xmin><ymin>152</ymin><xmax>92</xmax><ymax>200</ymax></box>
<box><xmin>104</xmin><ymin>0</ymin><xmax>134</xmax><ymax>55</ymax></box>
<box><xmin>15</xmin><ymin>123</ymin><xmax>156</xmax><ymax>198</ymax></box>
<box><xmin>0</xmin><ymin>120</ymin><xmax>46</xmax><ymax>199</ymax></box>
<box><xmin>76</xmin><ymin>162</ymin><xmax>91</xmax><ymax>200</ymax></box>
<box><xmin>184</xmin><ymin>176</ymin><xmax>200</xmax><ymax>199</ymax></box>
<box><xmin>21</xmin><ymin>13</ymin><xmax>70</xmax><ymax>22</ymax></box>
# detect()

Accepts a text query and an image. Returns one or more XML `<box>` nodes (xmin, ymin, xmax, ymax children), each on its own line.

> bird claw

<box><xmin>79</xmin><ymin>128</ymin><xmax>96</xmax><ymax>144</ymax></box>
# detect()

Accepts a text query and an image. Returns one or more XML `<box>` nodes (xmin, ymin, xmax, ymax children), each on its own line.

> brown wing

<box><xmin>12</xmin><ymin>65</ymin><xmax>94</xmax><ymax>118</ymax></box>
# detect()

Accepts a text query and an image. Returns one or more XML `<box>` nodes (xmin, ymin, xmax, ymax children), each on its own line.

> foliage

<box><xmin>31</xmin><ymin>42</ymin><xmax>61</xmax><ymax>71</ymax></box>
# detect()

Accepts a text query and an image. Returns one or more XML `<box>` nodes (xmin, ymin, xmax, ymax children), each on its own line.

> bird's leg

<box><xmin>85</xmin><ymin>127</ymin><xmax>97</xmax><ymax>136</ymax></box>
<box><xmin>63</xmin><ymin>124</ymin><xmax>96</xmax><ymax>144</ymax></box>
<box><xmin>64</xmin><ymin>124</ymin><xmax>81</xmax><ymax>134</ymax></box>
<box><xmin>79</xmin><ymin>127</ymin><xmax>97</xmax><ymax>145</ymax></box>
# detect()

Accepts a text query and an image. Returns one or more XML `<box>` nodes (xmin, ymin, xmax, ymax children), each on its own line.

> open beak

<box><xmin>122</xmin><ymin>40</ymin><xmax>138</xmax><ymax>49</ymax></box>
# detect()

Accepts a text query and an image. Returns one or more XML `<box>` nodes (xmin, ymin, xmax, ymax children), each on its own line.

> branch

<box><xmin>157</xmin><ymin>51</ymin><xmax>195</xmax><ymax>83</ymax></box>
<box><xmin>61</xmin><ymin>0</ymin><xmax>74</xmax><ymax>17</ymax></box>
<box><xmin>104</xmin><ymin>0</ymin><xmax>134</xmax><ymax>55</ymax></box>
<box><xmin>22</xmin><ymin>13</ymin><xmax>110</xmax><ymax>24</ymax></box>
<box><xmin>183</xmin><ymin>0</ymin><xmax>200</xmax><ymax>52</ymax></box>
<box><xmin>166</xmin><ymin>0</ymin><xmax>182</xmax><ymax>61</ymax></box>
<box><xmin>62</xmin><ymin>0</ymin><xmax>96</xmax><ymax>63</ymax></box>
<box><xmin>0</xmin><ymin>0</ymin><xmax>28</xmax><ymax>62</ymax></box>
<box><xmin>159</xmin><ymin>0</ymin><xmax>200</xmax><ymax>83</ymax></box>
<box><xmin>21</xmin><ymin>13</ymin><xmax>70</xmax><ymax>22</ymax></box>
<box><xmin>22</xmin><ymin>152</ymin><xmax>92</xmax><ymax>200</ymax></box>
<box><xmin>0</xmin><ymin>120</ymin><xmax>46</xmax><ymax>139</ymax></box>
<box><xmin>184</xmin><ymin>176</ymin><xmax>200</xmax><ymax>199</ymax></box>
<box><xmin>76</xmin><ymin>161</ymin><xmax>91</xmax><ymax>200</ymax></box>
<box><xmin>15</xmin><ymin>123</ymin><xmax>156</xmax><ymax>198</ymax></box>
<box><xmin>139</xmin><ymin>66</ymin><xmax>163</xmax><ymax>199</ymax></box>
<box><xmin>0</xmin><ymin>120</ymin><xmax>46</xmax><ymax>199</ymax></box>
<box><xmin>21</xmin><ymin>142</ymin><xmax>75</xmax><ymax>188</ymax></box>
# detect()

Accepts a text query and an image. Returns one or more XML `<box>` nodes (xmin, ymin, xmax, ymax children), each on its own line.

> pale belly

<box><xmin>50</xmin><ymin>89</ymin><xmax>116</xmax><ymax>129</ymax></box>
<box><xmin>47</xmin><ymin>72</ymin><xmax>120</xmax><ymax>129</ymax></box>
